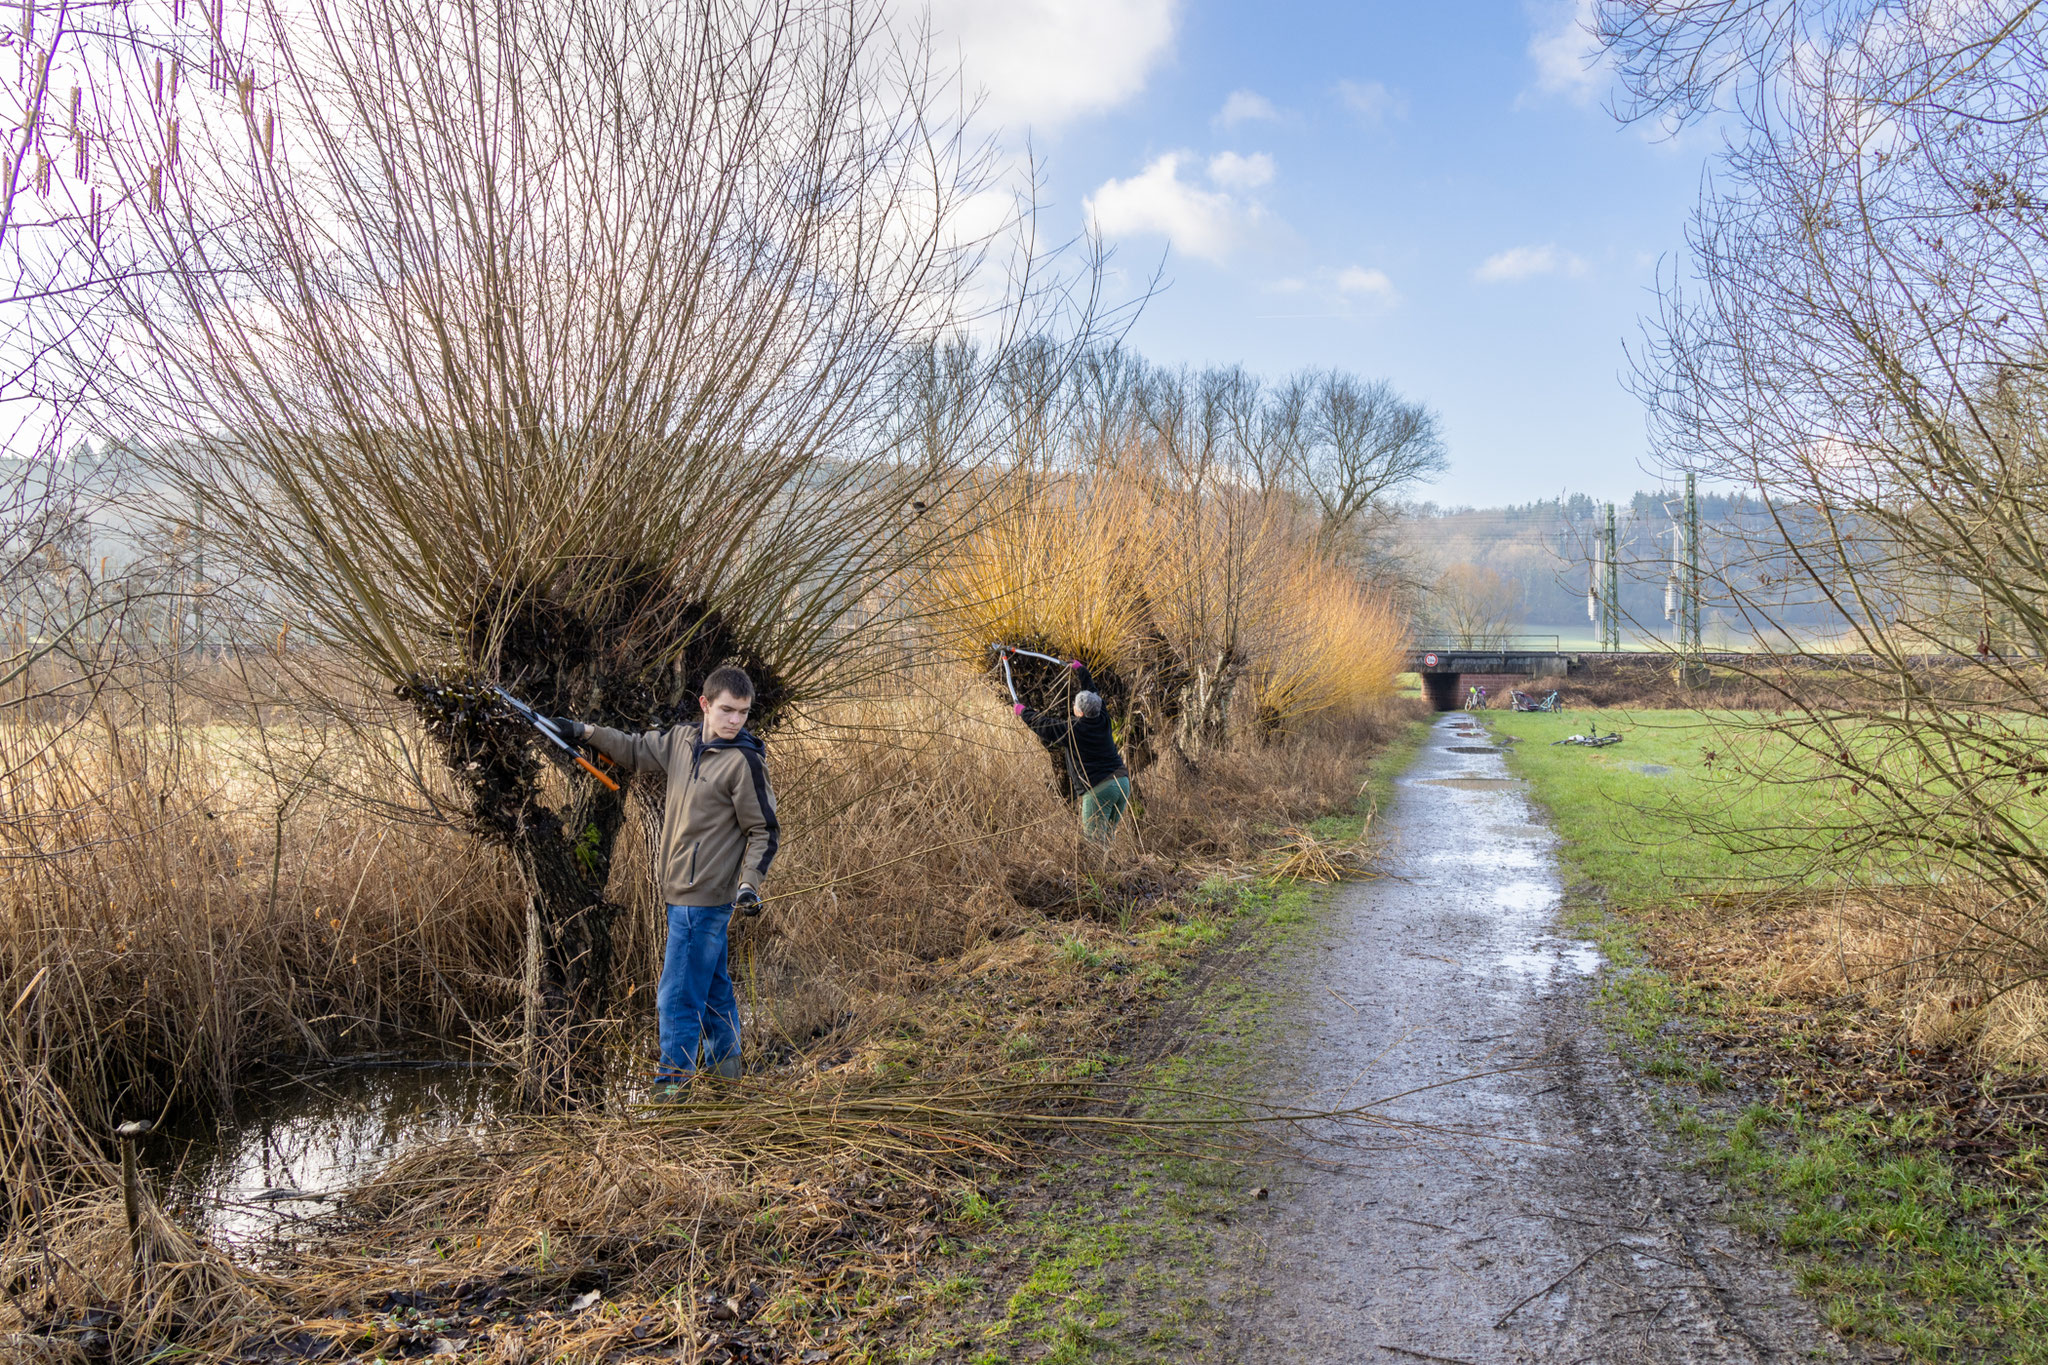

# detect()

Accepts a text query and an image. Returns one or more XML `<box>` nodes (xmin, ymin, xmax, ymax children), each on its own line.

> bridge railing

<box><xmin>1405</xmin><ymin>635</ymin><xmax>1564</xmax><ymax>653</ymax></box>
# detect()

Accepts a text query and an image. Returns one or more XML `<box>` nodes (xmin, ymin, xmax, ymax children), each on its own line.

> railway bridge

<box><xmin>1404</xmin><ymin>638</ymin><xmax>1579</xmax><ymax>710</ymax></box>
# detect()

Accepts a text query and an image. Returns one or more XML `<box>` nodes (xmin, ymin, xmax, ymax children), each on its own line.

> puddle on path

<box><xmin>1447</xmin><ymin>745</ymin><xmax>1501</xmax><ymax>754</ymax></box>
<box><xmin>144</xmin><ymin>1061</ymin><xmax>516</xmax><ymax>1249</ymax></box>
<box><xmin>1495</xmin><ymin>939</ymin><xmax>1604</xmax><ymax>981</ymax></box>
<box><xmin>1491</xmin><ymin>876</ymin><xmax>1557</xmax><ymax>913</ymax></box>
<box><xmin>1419</xmin><ymin>777</ymin><xmax>1520</xmax><ymax>791</ymax></box>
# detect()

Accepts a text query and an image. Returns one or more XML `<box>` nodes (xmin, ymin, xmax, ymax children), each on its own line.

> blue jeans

<box><xmin>657</xmin><ymin>903</ymin><xmax>740</xmax><ymax>1077</ymax></box>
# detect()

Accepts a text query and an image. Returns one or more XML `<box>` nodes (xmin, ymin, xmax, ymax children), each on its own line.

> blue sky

<box><xmin>926</xmin><ymin>0</ymin><xmax>1715</xmax><ymax>506</ymax></box>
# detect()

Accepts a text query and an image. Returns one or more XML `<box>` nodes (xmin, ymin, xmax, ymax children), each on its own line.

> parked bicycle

<box><xmin>1509</xmin><ymin>689</ymin><xmax>1563</xmax><ymax>712</ymax></box>
<box><xmin>1465</xmin><ymin>684</ymin><xmax>1489</xmax><ymax>710</ymax></box>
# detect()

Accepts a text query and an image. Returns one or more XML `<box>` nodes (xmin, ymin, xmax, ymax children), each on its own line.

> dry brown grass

<box><xmin>1</xmin><ymin>685</ymin><xmax>525</xmax><ymax>1137</ymax></box>
<box><xmin>1</xmin><ymin>669</ymin><xmax>1419</xmax><ymax>1360</ymax></box>
<box><xmin>2</xmin><ymin>663</ymin><xmax>1408</xmax><ymax>1143</ymax></box>
<box><xmin>1634</xmin><ymin>884</ymin><xmax>2048</xmax><ymax>1068</ymax></box>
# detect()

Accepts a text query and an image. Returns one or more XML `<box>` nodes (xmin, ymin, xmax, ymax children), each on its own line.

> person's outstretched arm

<box><xmin>554</xmin><ymin>719</ymin><xmax>671</xmax><ymax>774</ymax></box>
<box><xmin>1015</xmin><ymin>702</ymin><xmax>1071</xmax><ymax>747</ymax></box>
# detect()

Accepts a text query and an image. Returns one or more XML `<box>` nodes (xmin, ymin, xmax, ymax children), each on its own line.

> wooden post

<box><xmin>116</xmin><ymin>1119</ymin><xmax>153</xmax><ymax>1294</ymax></box>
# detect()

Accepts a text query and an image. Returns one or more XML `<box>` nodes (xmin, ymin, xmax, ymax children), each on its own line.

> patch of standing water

<box><xmin>1493</xmin><ymin>939</ymin><xmax>1605</xmax><ymax>982</ymax></box>
<box><xmin>143</xmin><ymin>1060</ymin><xmax>517</xmax><ymax>1251</ymax></box>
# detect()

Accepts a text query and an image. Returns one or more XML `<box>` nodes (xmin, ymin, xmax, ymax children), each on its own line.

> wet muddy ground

<box><xmin>1216</xmin><ymin>714</ymin><xmax>1865</xmax><ymax>1364</ymax></box>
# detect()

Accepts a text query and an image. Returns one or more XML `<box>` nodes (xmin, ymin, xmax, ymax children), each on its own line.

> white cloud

<box><xmin>1526</xmin><ymin>0</ymin><xmax>1607</xmax><ymax>106</ymax></box>
<box><xmin>1335</xmin><ymin>265</ymin><xmax>1397</xmax><ymax>301</ymax></box>
<box><xmin>1085</xmin><ymin>152</ymin><xmax>1272</xmax><ymax>265</ymax></box>
<box><xmin>1206</xmin><ymin>150</ymin><xmax>1274</xmax><ymax>191</ymax></box>
<box><xmin>1474</xmin><ymin>243</ymin><xmax>1590</xmax><ymax>282</ymax></box>
<box><xmin>1336</xmin><ymin>79</ymin><xmax>1407</xmax><ymax>124</ymax></box>
<box><xmin>1253</xmin><ymin>266</ymin><xmax>1399</xmax><ymax>318</ymax></box>
<box><xmin>921</xmin><ymin>0</ymin><xmax>1180</xmax><ymax>131</ymax></box>
<box><xmin>1214</xmin><ymin>88</ymin><xmax>1280</xmax><ymax>129</ymax></box>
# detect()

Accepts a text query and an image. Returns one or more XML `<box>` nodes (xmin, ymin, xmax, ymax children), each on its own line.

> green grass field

<box><xmin>1481</xmin><ymin>708</ymin><xmax>1856</xmax><ymax>905</ymax></box>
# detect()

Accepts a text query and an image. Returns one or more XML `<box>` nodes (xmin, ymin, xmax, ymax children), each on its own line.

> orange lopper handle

<box><xmin>574</xmin><ymin>753</ymin><xmax>621</xmax><ymax>792</ymax></box>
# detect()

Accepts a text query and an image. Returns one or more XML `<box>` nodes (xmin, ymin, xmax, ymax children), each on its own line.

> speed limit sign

<box><xmin>1422</xmin><ymin>652</ymin><xmax>1439</xmax><ymax>668</ymax></box>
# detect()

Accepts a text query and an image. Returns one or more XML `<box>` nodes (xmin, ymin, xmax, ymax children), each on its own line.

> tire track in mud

<box><xmin>1215</xmin><ymin>713</ymin><xmax>1868</xmax><ymax>1364</ymax></box>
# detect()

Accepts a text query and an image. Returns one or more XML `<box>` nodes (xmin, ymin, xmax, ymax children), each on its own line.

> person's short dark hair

<box><xmin>701</xmin><ymin>665</ymin><xmax>755</xmax><ymax>704</ymax></box>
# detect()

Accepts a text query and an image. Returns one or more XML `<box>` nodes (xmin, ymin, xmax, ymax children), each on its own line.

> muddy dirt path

<box><xmin>1219</xmin><ymin>714</ymin><xmax>1861</xmax><ymax>1364</ymax></box>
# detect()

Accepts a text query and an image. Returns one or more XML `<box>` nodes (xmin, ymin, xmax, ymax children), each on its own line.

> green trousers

<box><xmin>1080</xmin><ymin>773</ymin><xmax>1132</xmax><ymax>842</ymax></box>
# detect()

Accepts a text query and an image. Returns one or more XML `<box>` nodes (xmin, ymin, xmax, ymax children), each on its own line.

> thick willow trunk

<box><xmin>1176</xmin><ymin>645</ymin><xmax>1245</xmax><ymax>757</ymax></box>
<box><xmin>512</xmin><ymin>784</ymin><xmax>630</xmax><ymax>1111</ymax></box>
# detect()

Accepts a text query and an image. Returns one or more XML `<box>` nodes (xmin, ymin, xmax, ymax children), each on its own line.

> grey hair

<box><xmin>1073</xmin><ymin>691</ymin><xmax>1104</xmax><ymax>718</ymax></box>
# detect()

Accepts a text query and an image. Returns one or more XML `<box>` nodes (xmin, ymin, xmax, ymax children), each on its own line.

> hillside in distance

<box><xmin>1400</xmin><ymin>492</ymin><xmax>1858</xmax><ymax>649</ymax></box>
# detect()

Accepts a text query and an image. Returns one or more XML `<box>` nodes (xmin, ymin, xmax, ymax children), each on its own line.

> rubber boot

<box><xmin>711</xmin><ymin>1055</ymin><xmax>743</xmax><ymax>1081</ymax></box>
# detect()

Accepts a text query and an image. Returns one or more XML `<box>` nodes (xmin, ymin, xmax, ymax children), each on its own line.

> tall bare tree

<box><xmin>1607</xmin><ymin>1</ymin><xmax>2048</xmax><ymax>972</ymax></box>
<box><xmin>1424</xmin><ymin>563</ymin><xmax>1522</xmax><ymax>650</ymax></box>
<box><xmin>1295</xmin><ymin>371</ymin><xmax>1445</xmax><ymax>561</ymax></box>
<box><xmin>69</xmin><ymin>0</ymin><xmax>1094</xmax><ymax>1102</ymax></box>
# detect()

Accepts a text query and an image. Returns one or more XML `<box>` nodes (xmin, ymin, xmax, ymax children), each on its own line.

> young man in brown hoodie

<box><xmin>550</xmin><ymin>665</ymin><xmax>777</xmax><ymax>1081</ymax></box>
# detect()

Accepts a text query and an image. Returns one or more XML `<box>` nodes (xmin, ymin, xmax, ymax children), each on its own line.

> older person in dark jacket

<box><xmin>1013</xmin><ymin>660</ymin><xmax>1132</xmax><ymax>841</ymax></box>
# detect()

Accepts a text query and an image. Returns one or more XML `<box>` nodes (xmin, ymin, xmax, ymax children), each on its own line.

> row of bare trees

<box><xmin>949</xmin><ymin>345</ymin><xmax>1444</xmax><ymax>569</ymax></box>
<box><xmin>1595</xmin><ymin>1</ymin><xmax>2048</xmax><ymax>964</ymax></box>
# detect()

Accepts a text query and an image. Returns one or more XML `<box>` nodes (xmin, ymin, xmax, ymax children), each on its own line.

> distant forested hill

<box><xmin>1398</xmin><ymin>492</ymin><xmax>1854</xmax><ymax>644</ymax></box>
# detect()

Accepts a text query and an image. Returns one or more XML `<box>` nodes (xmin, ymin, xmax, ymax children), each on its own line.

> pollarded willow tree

<box><xmin>1600</xmin><ymin>1</ymin><xmax>2048</xmax><ymax>968</ymax></box>
<box><xmin>69</xmin><ymin>0</ymin><xmax>1094</xmax><ymax>1103</ymax></box>
<box><xmin>915</xmin><ymin>345</ymin><xmax>1420</xmax><ymax>779</ymax></box>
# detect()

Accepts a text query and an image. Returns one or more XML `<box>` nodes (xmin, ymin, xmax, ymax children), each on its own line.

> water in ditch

<box><xmin>140</xmin><ymin>1059</ymin><xmax>517</xmax><ymax>1250</ymax></box>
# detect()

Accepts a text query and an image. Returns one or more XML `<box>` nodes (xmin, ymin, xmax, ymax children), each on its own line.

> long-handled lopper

<box><xmin>989</xmin><ymin>644</ymin><xmax>1077</xmax><ymax>704</ymax></box>
<box><xmin>490</xmin><ymin>685</ymin><xmax>621</xmax><ymax>792</ymax></box>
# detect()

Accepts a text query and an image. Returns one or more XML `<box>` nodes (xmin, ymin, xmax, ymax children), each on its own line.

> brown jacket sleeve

<box><xmin>731</xmin><ymin>748</ymin><xmax>779</xmax><ymax>887</ymax></box>
<box><xmin>580</xmin><ymin>724</ymin><xmax>674</xmax><ymax>775</ymax></box>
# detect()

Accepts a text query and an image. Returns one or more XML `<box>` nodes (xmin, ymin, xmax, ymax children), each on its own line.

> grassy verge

<box><xmin>1489</xmin><ymin>708</ymin><xmax>2048</xmax><ymax>1362</ymax></box>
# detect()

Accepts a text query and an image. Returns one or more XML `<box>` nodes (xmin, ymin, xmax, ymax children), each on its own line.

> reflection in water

<box><xmin>144</xmin><ymin>1062</ymin><xmax>515</xmax><ymax>1248</ymax></box>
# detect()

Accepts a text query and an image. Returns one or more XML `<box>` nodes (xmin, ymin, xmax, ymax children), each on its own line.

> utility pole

<box><xmin>1684</xmin><ymin>472</ymin><xmax>1702</xmax><ymax>658</ymax></box>
<box><xmin>1664</xmin><ymin>473</ymin><xmax>1705</xmax><ymax>684</ymax></box>
<box><xmin>1590</xmin><ymin>503</ymin><xmax>1621</xmax><ymax>651</ymax></box>
<box><xmin>1588</xmin><ymin>524</ymin><xmax>1600</xmax><ymax>639</ymax></box>
<box><xmin>1602</xmin><ymin>502</ymin><xmax>1620</xmax><ymax>652</ymax></box>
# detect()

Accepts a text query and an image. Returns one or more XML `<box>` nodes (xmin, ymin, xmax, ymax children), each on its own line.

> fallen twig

<box><xmin>1492</xmin><ymin>1240</ymin><xmax>1621</xmax><ymax>1329</ymax></box>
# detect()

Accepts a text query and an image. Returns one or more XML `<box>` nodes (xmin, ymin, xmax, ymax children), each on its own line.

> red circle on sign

<box><xmin>1423</xmin><ymin>652</ymin><xmax>1439</xmax><ymax>667</ymax></box>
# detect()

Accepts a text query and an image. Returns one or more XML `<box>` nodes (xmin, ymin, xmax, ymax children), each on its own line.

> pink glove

<box><xmin>1013</xmin><ymin>702</ymin><xmax>1027</xmax><ymax>715</ymax></box>
<box><xmin>1066</xmin><ymin>660</ymin><xmax>1082</xmax><ymax>670</ymax></box>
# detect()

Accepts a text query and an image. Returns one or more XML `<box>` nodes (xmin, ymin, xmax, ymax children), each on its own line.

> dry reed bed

<box><xmin>2</xmin><ymin>693</ymin><xmax>1413</xmax><ymax>1361</ymax></box>
<box><xmin>1</xmin><ymin>701</ymin><xmax>524</xmax><ymax>1140</ymax></box>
